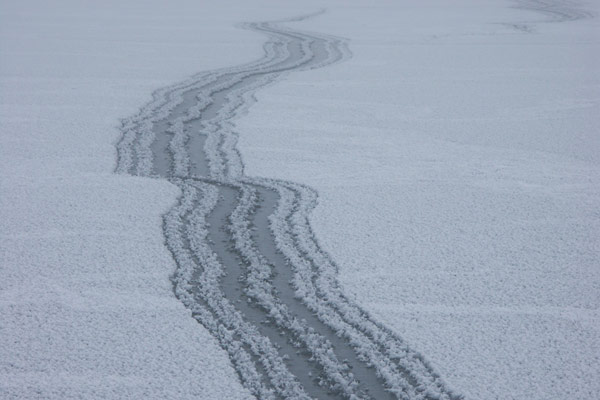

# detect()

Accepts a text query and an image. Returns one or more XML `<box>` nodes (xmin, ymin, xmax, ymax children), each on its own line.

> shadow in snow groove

<box><xmin>116</xmin><ymin>10</ymin><xmax>462</xmax><ymax>400</ymax></box>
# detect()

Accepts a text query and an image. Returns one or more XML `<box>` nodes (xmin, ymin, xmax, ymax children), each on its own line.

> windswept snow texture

<box><xmin>0</xmin><ymin>1</ymin><xmax>270</xmax><ymax>399</ymax></box>
<box><xmin>3</xmin><ymin>1</ymin><xmax>599</xmax><ymax>400</ymax></box>
<box><xmin>237</xmin><ymin>1</ymin><xmax>600</xmax><ymax>400</ymax></box>
<box><xmin>116</xmin><ymin>13</ymin><xmax>461</xmax><ymax>400</ymax></box>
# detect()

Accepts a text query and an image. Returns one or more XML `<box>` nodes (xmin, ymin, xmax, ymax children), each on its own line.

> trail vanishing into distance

<box><xmin>510</xmin><ymin>0</ymin><xmax>593</xmax><ymax>31</ymax></box>
<box><xmin>116</xmin><ymin>11</ymin><xmax>461</xmax><ymax>400</ymax></box>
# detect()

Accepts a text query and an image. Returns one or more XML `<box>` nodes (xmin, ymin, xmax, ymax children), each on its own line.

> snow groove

<box><xmin>116</xmin><ymin>11</ymin><xmax>462</xmax><ymax>400</ymax></box>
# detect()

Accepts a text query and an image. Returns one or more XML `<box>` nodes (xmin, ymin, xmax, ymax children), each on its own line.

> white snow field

<box><xmin>1</xmin><ymin>0</ymin><xmax>599</xmax><ymax>400</ymax></box>
<box><xmin>237</xmin><ymin>1</ymin><xmax>600</xmax><ymax>399</ymax></box>
<box><xmin>0</xmin><ymin>1</ymin><xmax>278</xmax><ymax>399</ymax></box>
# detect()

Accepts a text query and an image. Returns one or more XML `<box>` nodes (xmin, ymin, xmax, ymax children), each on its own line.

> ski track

<box><xmin>509</xmin><ymin>0</ymin><xmax>594</xmax><ymax>31</ymax></box>
<box><xmin>115</xmin><ymin>11</ymin><xmax>462</xmax><ymax>400</ymax></box>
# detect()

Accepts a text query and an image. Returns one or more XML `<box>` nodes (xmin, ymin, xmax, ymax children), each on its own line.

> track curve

<box><xmin>510</xmin><ymin>0</ymin><xmax>594</xmax><ymax>31</ymax></box>
<box><xmin>116</xmin><ymin>10</ymin><xmax>461</xmax><ymax>400</ymax></box>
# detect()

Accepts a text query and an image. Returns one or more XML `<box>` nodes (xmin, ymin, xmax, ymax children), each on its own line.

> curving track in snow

<box><xmin>513</xmin><ymin>0</ymin><xmax>594</xmax><ymax>24</ymax></box>
<box><xmin>116</xmin><ymin>11</ymin><xmax>461</xmax><ymax>400</ymax></box>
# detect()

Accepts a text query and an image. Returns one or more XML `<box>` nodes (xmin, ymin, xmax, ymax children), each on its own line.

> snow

<box><xmin>0</xmin><ymin>0</ymin><xmax>269</xmax><ymax>398</ymax></box>
<box><xmin>237</xmin><ymin>1</ymin><xmax>600</xmax><ymax>399</ymax></box>
<box><xmin>2</xmin><ymin>0</ymin><xmax>599</xmax><ymax>399</ymax></box>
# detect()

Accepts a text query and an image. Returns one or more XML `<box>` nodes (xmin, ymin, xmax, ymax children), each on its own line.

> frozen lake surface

<box><xmin>2</xmin><ymin>0</ymin><xmax>599</xmax><ymax>399</ymax></box>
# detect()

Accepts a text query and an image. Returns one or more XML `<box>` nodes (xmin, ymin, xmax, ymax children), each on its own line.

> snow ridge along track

<box><xmin>116</xmin><ymin>11</ymin><xmax>462</xmax><ymax>400</ymax></box>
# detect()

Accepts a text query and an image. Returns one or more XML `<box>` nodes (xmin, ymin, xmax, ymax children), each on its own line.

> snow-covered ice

<box><xmin>2</xmin><ymin>0</ymin><xmax>599</xmax><ymax>399</ymax></box>
<box><xmin>237</xmin><ymin>1</ymin><xmax>600</xmax><ymax>399</ymax></box>
<box><xmin>0</xmin><ymin>0</ymin><xmax>268</xmax><ymax>398</ymax></box>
